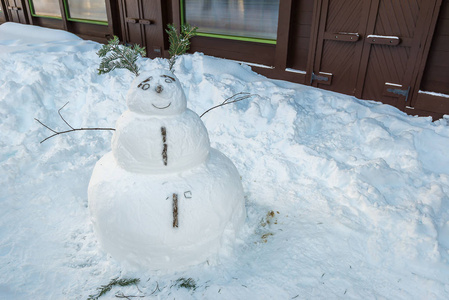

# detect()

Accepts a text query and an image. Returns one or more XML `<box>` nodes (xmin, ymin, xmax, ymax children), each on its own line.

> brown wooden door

<box><xmin>356</xmin><ymin>0</ymin><xmax>437</xmax><ymax>110</ymax></box>
<box><xmin>310</xmin><ymin>0</ymin><xmax>371</xmax><ymax>95</ymax></box>
<box><xmin>119</xmin><ymin>0</ymin><xmax>166</xmax><ymax>58</ymax></box>
<box><xmin>0</xmin><ymin>0</ymin><xmax>8</xmax><ymax>22</ymax></box>
<box><xmin>6</xmin><ymin>0</ymin><xmax>27</xmax><ymax>24</ymax></box>
<box><xmin>310</xmin><ymin>0</ymin><xmax>439</xmax><ymax>111</ymax></box>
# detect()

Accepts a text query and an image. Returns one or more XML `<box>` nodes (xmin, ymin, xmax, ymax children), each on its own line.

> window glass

<box><xmin>184</xmin><ymin>0</ymin><xmax>280</xmax><ymax>40</ymax></box>
<box><xmin>67</xmin><ymin>0</ymin><xmax>108</xmax><ymax>22</ymax></box>
<box><xmin>31</xmin><ymin>0</ymin><xmax>62</xmax><ymax>17</ymax></box>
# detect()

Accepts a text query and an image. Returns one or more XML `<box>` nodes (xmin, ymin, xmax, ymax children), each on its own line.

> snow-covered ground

<box><xmin>1</xmin><ymin>22</ymin><xmax>449</xmax><ymax>299</ymax></box>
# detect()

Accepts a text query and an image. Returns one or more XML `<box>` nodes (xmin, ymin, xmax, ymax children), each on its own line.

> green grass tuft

<box><xmin>87</xmin><ymin>277</ymin><xmax>140</xmax><ymax>300</ymax></box>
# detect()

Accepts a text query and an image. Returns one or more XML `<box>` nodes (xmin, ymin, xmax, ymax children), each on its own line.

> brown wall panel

<box><xmin>31</xmin><ymin>17</ymin><xmax>64</xmax><ymax>30</ymax></box>
<box><xmin>426</xmin><ymin>50</ymin><xmax>449</xmax><ymax>67</ymax></box>
<box><xmin>0</xmin><ymin>0</ymin><xmax>7</xmax><ymax>23</ymax></box>
<box><xmin>414</xmin><ymin>92</ymin><xmax>449</xmax><ymax>114</ymax></box>
<box><xmin>421</xmin><ymin>0</ymin><xmax>449</xmax><ymax>94</ymax></box>
<box><xmin>190</xmin><ymin>36</ymin><xmax>276</xmax><ymax>67</ymax></box>
<box><xmin>68</xmin><ymin>22</ymin><xmax>111</xmax><ymax>43</ymax></box>
<box><xmin>1</xmin><ymin>0</ymin><xmax>447</xmax><ymax>117</ymax></box>
<box><xmin>287</xmin><ymin>0</ymin><xmax>314</xmax><ymax>71</ymax></box>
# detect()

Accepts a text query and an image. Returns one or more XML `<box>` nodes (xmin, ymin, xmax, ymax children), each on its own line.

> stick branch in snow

<box><xmin>161</xmin><ymin>126</ymin><xmax>168</xmax><ymax>166</ymax></box>
<box><xmin>115</xmin><ymin>292</ymin><xmax>145</xmax><ymax>299</ymax></box>
<box><xmin>150</xmin><ymin>282</ymin><xmax>160</xmax><ymax>295</ymax></box>
<box><xmin>199</xmin><ymin>92</ymin><xmax>259</xmax><ymax>118</ymax></box>
<box><xmin>35</xmin><ymin>102</ymin><xmax>115</xmax><ymax>143</ymax></box>
<box><xmin>58</xmin><ymin>102</ymin><xmax>74</xmax><ymax>130</ymax></box>
<box><xmin>173</xmin><ymin>193</ymin><xmax>178</xmax><ymax>228</ymax></box>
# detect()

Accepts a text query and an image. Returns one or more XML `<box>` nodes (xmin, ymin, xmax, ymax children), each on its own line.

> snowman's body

<box><xmin>112</xmin><ymin>109</ymin><xmax>210</xmax><ymax>173</ymax></box>
<box><xmin>88</xmin><ymin>69</ymin><xmax>246</xmax><ymax>270</ymax></box>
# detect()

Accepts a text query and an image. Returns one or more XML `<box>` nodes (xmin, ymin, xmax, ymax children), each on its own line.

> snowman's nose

<box><xmin>156</xmin><ymin>85</ymin><xmax>163</xmax><ymax>93</ymax></box>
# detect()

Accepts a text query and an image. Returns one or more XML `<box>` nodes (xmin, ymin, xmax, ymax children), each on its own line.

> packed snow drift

<box><xmin>1</xmin><ymin>23</ymin><xmax>449</xmax><ymax>299</ymax></box>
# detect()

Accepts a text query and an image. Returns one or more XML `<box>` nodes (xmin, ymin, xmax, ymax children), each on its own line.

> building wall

<box><xmin>421</xmin><ymin>0</ymin><xmax>449</xmax><ymax>95</ymax></box>
<box><xmin>1</xmin><ymin>0</ymin><xmax>448</xmax><ymax>118</ymax></box>
<box><xmin>287</xmin><ymin>0</ymin><xmax>314</xmax><ymax>72</ymax></box>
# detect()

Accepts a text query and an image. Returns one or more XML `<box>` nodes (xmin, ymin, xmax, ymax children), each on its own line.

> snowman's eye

<box><xmin>161</xmin><ymin>75</ymin><xmax>176</xmax><ymax>83</ymax></box>
<box><xmin>137</xmin><ymin>76</ymin><xmax>152</xmax><ymax>89</ymax></box>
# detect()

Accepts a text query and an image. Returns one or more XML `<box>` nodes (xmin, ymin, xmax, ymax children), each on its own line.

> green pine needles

<box><xmin>97</xmin><ymin>36</ymin><xmax>146</xmax><ymax>77</ymax></box>
<box><xmin>97</xmin><ymin>24</ymin><xmax>196</xmax><ymax>76</ymax></box>
<box><xmin>87</xmin><ymin>277</ymin><xmax>140</xmax><ymax>300</ymax></box>
<box><xmin>166</xmin><ymin>24</ymin><xmax>198</xmax><ymax>71</ymax></box>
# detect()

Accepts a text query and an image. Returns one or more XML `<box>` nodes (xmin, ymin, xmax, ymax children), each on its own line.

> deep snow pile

<box><xmin>0</xmin><ymin>23</ymin><xmax>449</xmax><ymax>299</ymax></box>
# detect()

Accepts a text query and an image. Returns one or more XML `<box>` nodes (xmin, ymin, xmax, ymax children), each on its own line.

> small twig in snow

<box><xmin>115</xmin><ymin>292</ymin><xmax>145</xmax><ymax>299</ymax></box>
<box><xmin>135</xmin><ymin>283</ymin><xmax>143</xmax><ymax>294</ymax></box>
<box><xmin>150</xmin><ymin>282</ymin><xmax>160</xmax><ymax>295</ymax></box>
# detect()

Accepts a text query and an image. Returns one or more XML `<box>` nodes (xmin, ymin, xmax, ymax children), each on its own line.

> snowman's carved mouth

<box><xmin>152</xmin><ymin>103</ymin><xmax>171</xmax><ymax>110</ymax></box>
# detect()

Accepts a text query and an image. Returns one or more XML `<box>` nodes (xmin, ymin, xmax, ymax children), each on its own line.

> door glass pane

<box><xmin>31</xmin><ymin>0</ymin><xmax>62</xmax><ymax>17</ymax></box>
<box><xmin>67</xmin><ymin>0</ymin><xmax>108</xmax><ymax>22</ymax></box>
<box><xmin>184</xmin><ymin>0</ymin><xmax>280</xmax><ymax>40</ymax></box>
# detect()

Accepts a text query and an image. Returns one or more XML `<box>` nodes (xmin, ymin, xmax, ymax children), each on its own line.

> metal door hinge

<box><xmin>311</xmin><ymin>72</ymin><xmax>333</xmax><ymax>85</ymax></box>
<box><xmin>384</xmin><ymin>83</ymin><xmax>410</xmax><ymax>102</ymax></box>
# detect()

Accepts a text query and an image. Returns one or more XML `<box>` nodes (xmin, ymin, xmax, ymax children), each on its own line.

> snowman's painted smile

<box><xmin>152</xmin><ymin>102</ymin><xmax>172</xmax><ymax>110</ymax></box>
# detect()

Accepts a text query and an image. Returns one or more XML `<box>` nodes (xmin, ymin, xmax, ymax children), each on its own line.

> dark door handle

<box><xmin>126</xmin><ymin>18</ymin><xmax>139</xmax><ymax>23</ymax></box>
<box><xmin>323</xmin><ymin>32</ymin><xmax>360</xmax><ymax>42</ymax></box>
<box><xmin>139</xmin><ymin>19</ymin><xmax>153</xmax><ymax>25</ymax></box>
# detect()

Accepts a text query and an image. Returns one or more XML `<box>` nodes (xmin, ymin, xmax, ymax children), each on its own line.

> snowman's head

<box><xmin>127</xmin><ymin>69</ymin><xmax>187</xmax><ymax>116</ymax></box>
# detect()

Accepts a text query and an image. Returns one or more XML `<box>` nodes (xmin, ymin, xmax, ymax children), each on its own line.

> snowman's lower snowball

<box><xmin>88</xmin><ymin>149</ymin><xmax>246</xmax><ymax>270</ymax></box>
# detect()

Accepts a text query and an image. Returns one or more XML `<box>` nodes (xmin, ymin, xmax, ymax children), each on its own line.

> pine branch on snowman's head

<box><xmin>126</xmin><ymin>69</ymin><xmax>187</xmax><ymax>116</ymax></box>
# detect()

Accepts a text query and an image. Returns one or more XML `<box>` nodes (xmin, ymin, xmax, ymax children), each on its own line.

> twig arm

<box><xmin>58</xmin><ymin>102</ymin><xmax>74</xmax><ymax>130</ymax></box>
<box><xmin>34</xmin><ymin>118</ymin><xmax>58</xmax><ymax>134</ymax></box>
<box><xmin>35</xmin><ymin>102</ymin><xmax>115</xmax><ymax>144</ymax></box>
<box><xmin>200</xmin><ymin>93</ymin><xmax>258</xmax><ymax>118</ymax></box>
<box><xmin>38</xmin><ymin>127</ymin><xmax>116</xmax><ymax>144</ymax></box>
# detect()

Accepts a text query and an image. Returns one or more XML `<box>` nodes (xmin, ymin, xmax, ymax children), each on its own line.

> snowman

<box><xmin>88</xmin><ymin>69</ymin><xmax>246</xmax><ymax>270</ymax></box>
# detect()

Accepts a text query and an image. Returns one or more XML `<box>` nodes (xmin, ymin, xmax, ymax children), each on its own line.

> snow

<box><xmin>386</xmin><ymin>82</ymin><xmax>403</xmax><ymax>87</ymax></box>
<box><xmin>286</xmin><ymin>68</ymin><xmax>307</xmax><ymax>74</ymax></box>
<box><xmin>367</xmin><ymin>34</ymin><xmax>400</xmax><ymax>39</ymax></box>
<box><xmin>419</xmin><ymin>90</ymin><xmax>449</xmax><ymax>99</ymax></box>
<box><xmin>1</xmin><ymin>22</ymin><xmax>449</xmax><ymax>299</ymax></box>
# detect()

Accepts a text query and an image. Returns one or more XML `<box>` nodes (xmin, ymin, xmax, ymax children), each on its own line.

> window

<box><xmin>66</xmin><ymin>0</ymin><xmax>108</xmax><ymax>23</ymax></box>
<box><xmin>29</xmin><ymin>0</ymin><xmax>62</xmax><ymax>18</ymax></box>
<box><xmin>182</xmin><ymin>0</ymin><xmax>280</xmax><ymax>43</ymax></box>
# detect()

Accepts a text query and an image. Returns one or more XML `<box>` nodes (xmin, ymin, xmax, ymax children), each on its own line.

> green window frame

<box><xmin>28</xmin><ymin>0</ymin><xmax>62</xmax><ymax>19</ymax></box>
<box><xmin>63</xmin><ymin>0</ymin><xmax>108</xmax><ymax>25</ymax></box>
<box><xmin>180</xmin><ymin>0</ymin><xmax>278</xmax><ymax>44</ymax></box>
<box><xmin>27</xmin><ymin>0</ymin><xmax>108</xmax><ymax>25</ymax></box>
